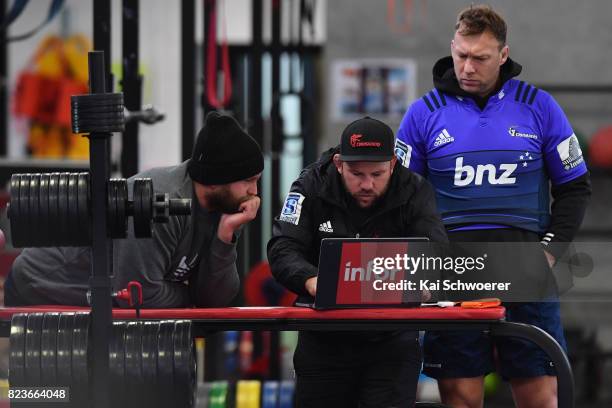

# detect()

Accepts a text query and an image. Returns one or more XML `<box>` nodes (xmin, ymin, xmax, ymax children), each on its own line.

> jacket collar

<box><xmin>432</xmin><ymin>56</ymin><xmax>522</xmax><ymax>108</ymax></box>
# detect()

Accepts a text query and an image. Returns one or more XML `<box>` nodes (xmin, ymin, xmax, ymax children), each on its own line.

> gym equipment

<box><xmin>4</xmin><ymin>51</ymin><xmax>196</xmax><ymax>408</ymax></box>
<box><xmin>8</xmin><ymin>313</ymin><xmax>196</xmax><ymax>408</ymax></box>
<box><xmin>278</xmin><ymin>380</ymin><xmax>295</xmax><ymax>408</ymax></box>
<box><xmin>261</xmin><ymin>381</ymin><xmax>279</xmax><ymax>408</ymax></box>
<box><xmin>174</xmin><ymin>320</ymin><xmax>197</xmax><ymax>408</ymax></box>
<box><xmin>8</xmin><ymin>173</ymin><xmax>191</xmax><ymax>247</ymax></box>
<box><xmin>209</xmin><ymin>381</ymin><xmax>229</xmax><ymax>408</ymax></box>
<box><xmin>8</xmin><ymin>313</ymin><xmax>27</xmax><ymax>387</ymax></box>
<box><xmin>235</xmin><ymin>380</ymin><xmax>261</xmax><ymax>408</ymax></box>
<box><xmin>2</xmin><ymin>306</ymin><xmax>574</xmax><ymax>408</ymax></box>
<box><xmin>109</xmin><ymin>321</ymin><xmax>126</xmax><ymax>406</ymax></box>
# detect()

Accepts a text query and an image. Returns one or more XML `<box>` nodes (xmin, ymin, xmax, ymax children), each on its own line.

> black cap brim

<box><xmin>340</xmin><ymin>154</ymin><xmax>393</xmax><ymax>162</ymax></box>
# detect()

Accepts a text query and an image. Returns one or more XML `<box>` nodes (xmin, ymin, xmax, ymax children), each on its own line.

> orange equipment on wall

<box><xmin>13</xmin><ymin>34</ymin><xmax>91</xmax><ymax>159</ymax></box>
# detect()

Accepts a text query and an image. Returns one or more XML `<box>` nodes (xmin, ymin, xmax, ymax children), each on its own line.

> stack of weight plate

<box><xmin>9</xmin><ymin>313</ymin><xmax>196</xmax><ymax>408</ymax></box>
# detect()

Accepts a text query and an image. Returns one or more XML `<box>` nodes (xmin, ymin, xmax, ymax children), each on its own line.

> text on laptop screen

<box><xmin>336</xmin><ymin>241</ymin><xmax>420</xmax><ymax>305</ymax></box>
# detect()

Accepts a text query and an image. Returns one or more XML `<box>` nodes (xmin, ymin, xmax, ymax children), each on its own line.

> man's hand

<box><xmin>421</xmin><ymin>288</ymin><xmax>431</xmax><ymax>302</ymax></box>
<box><xmin>544</xmin><ymin>249</ymin><xmax>556</xmax><ymax>269</ymax></box>
<box><xmin>305</xmin><ymin>277</ymin><xmax>317</xmax><ymax>297</ymax></box>
<box><xmin>217</xmin><ymin>196</ymin><xmax>261</xmax><ymax>244</ymax></box>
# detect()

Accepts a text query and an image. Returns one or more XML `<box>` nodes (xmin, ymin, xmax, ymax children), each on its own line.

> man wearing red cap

<box><xmin>6</xmin><ymin>112</ymin><xmax>263</xmax><ymax>308</ymax></box>
<box><xmin>268</xmin><ymin>117</ymin><xmax>448</xmax><ymax>407</ymax></box>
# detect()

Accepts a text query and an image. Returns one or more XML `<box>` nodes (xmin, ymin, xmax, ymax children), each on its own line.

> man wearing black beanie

<box><xmin>6</xmin><ymin>112</ymin><xmax>264</xmax><ymax>308</ymax></box>
<box><xmin>187</xmin><ymin>111</ymin><xmax>264</xmax><ymax>243</ymax></box>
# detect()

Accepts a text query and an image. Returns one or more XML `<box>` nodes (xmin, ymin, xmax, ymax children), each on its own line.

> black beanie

<box><xmin>187</xmin><ymin>112</ymin><xmax>264</xmax><ymax>185</ymax></box>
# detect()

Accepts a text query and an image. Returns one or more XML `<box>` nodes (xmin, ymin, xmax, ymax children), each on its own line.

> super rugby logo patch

<box><xmin>279</xmin><ymin>192</ymin><xmax>306</xmax><ymax>225</ymax></box>
<box><xmin>557</xmin><ymin>133</ymin><xmax>584</xmax><ymax>170</ymax></box>
<box><xmin>394</xmin><ymin>139</ymin><xmax>412</xmax><ymax>168</ymax></box>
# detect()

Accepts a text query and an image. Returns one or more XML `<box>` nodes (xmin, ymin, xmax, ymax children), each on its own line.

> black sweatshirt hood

<box><xmin>432</xmin><ymin>56</ymin><xmax>522</xmax><ymax>108</ymax></box>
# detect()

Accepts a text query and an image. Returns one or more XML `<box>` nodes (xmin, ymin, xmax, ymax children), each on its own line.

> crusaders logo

<box><xmin>350</xmin><ymin>134</ymin><xmax>381</xmax><ymax>148</ymax></box>
<box><xmin>350</xmin><ymin>134</ymin><xmax>362</xmax><ymax>147</ymax></box>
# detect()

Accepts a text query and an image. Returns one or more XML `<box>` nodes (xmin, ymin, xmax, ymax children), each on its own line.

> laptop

<box><xmin>304</xmin><ymin>237</ymin><xmax>431</xmax><ymax>310</ymax></box>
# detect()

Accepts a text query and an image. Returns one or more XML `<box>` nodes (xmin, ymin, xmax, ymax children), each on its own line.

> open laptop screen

<box><xmin>314</xmin><ymin>238</ymin><xmax>430</xmax><ymax>309</ymax></box>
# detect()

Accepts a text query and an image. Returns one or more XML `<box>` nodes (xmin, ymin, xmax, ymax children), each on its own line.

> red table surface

<box><xmin>0</xmin><ymin>306</ymin><xmax>505</xmax><ymax>321</ymax></box>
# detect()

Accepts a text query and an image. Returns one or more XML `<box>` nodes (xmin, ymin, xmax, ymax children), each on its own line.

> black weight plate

<box><xmin>38</xmin><ymin>174</ymin><xmax>51</xmax><ymax>247</ymax></box>
<box><xmin>133</xmin><ymin>178</ymin><xmax>153</xmax><ymax>238</ymax></box>
<box><xmin>71</xmin><ymin>313</ymin><xmax>90</xmax><ymax>406</ymax></box>
<box><xmin>157</xmin><ymin>321</ymin><xmax>175</xmax><ymax>407</ymax></box>
<box><xmin>132</xmin><ymin>179</ymin><xmax>144</xmax><ymax>237</ymax></box>
<box><xmin>106</xmin><ymin>179</ymin><xmax>113</xmax><ymax>236</ymax></box>
<box><xmin>24</xmin><ymin>312</ymin><xmax>44</xmax><ymax>386</ymax></box>
<box><xmin>57</xmin><ymin>173</ymin><xmax>69</xmax><ymax>246</ymax></box>
<box><xmin>173</xmin><ymin>320</ymin><xmax>195</xmax><ymax>408</ymax></box>
<box><xmin>142</xmin><ymin>179</ymin><xmax>153</xmax><ymax>221</ymax></box>
<box><xmin>18</xmin><ymin>174</ymin><xmax>31</xmax><ymax>246</ymax></box>
<box><xmin>74</xmin><ymin>112</ymin><xmax>126</xmax><ymax>122</ymax></box>
<box><xmin>107</xmin><ymin>179</ymin><xmax>117</xmax><ymax>238</ymax></box>
<box><xmin>47</xmin><ymin>173</ymin><xmax>60</xmax><ymax>246</ymax></box>
<box><xmin>74</xmin><ymin>111</ymin><xmax>125</xmax><ymax>122</ymax></box>
<box><xmin>141</xmin><ymin>321</ymin><xmax>159</xmax><ymax>406</ymax></box>
<box><xmin>67</xmin><ymin>173</ymin><xmax>79</xmax><ymax>245</ymax></box>
<box><xmin>116</xmin><ymin>179</ymin><xmax>128</xmax><ymax>238</ymax></box>
<box><xmin>40</xmin><ymin>313</ymin><xmax>60</xmax><ymax>387</ymax></box>
<box><xmin>9</xmin><ymin>313</ymin><xmax>28</xmax><ymax>387</ymax></box>
<box><xmin>75</xmin><ymin>172</ymin><xmax>89</xmax><ymax>245</ymax></box>
<box><xmin>56</xmin><ymin>313</ymin><xmax>74</xmax><ymax>389</ymax></box>
<box><xmin>28</xmin><ymin>174</ymin><xmax>41</xmax><ymax>247</ymax></box>
<box><xmin>124</xmin><ymin>321</ymin><xmax>143</xmax><ymax>405</ymax></box>
<box><xmin>72</xmin><ymin>313</ymin><xmax>89</xmax><ymax>385</ymax></box>
<box><xmin>71</xmin><ymin>92</ymin><xmax>123</xmax><ymax>107</ymax></box>
<box><xmin>109</xmin><ymin>321</ymin><xmax>126</xmax><ymax>407</ymax></box>
<box><xmin>8</xmin><ymin>174</ymin><xmax>22</xmax><ymax>248</ymax></box>
<box><xmin>77</xmin><ymin>173</ymin><xmax>91</xmax><ymax>243</ymax></box>
<box><xmin>73</xmin><ymin>124</ymin><xmax>125</xmax><ymax>134</ymax></box>
<box><xmin>112</xmin><ymin>180</ymin><xmax>122</xmax><ymax>238</ymax></box>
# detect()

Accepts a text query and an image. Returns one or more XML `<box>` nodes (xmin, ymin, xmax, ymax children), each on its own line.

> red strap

<box><xmin>206</xmin><ymin>0</ymin><xmax>232</xmax><ymax>109</ymax></box>
<box><xmin>387</xmin><ymin>0</ymin><xmax>429</xmax><ymax>34</ymax></box>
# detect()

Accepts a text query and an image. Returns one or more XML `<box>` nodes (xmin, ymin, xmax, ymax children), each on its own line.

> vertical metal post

<box><xmin>181</xmin><ymin>0</ymin><xmax>196</xmax><ymax>161</ymax></box>
<box><xmin>121</xmin><ymin>0</ymin><xmax>141</xmax><ymax>177</ymax></box>
<box><xmin>269</xmin><ymin>0</ymin><xmax>282</xmax><ymax>380</ymax></box>
<box><xmin>0</xmin><ymin>0</ymin><xmax>7</xmax><ymax>156</ymax></box>
<box><xmin>202</xmin><ymin>0</ymin><xmax>214</xmax><ymax>121</ymax></box>
<box><xmin>248</xmin><ymin>0</ymin><xmax>263</xmax><ymax>265</ymax></box>
<box><xmin>87</xmin><ymin>51</ymin><xmax>113</xmax><ymax>408</ymax></box>
<box><xmin>93</xmin><ymin>0</ymin><xmax>112</xmax><ymax>91</ymax></box>
<box><xmin>271</xmin><ymin>0</ymin><xmax>282</xmax><ymax>218</ymax></box>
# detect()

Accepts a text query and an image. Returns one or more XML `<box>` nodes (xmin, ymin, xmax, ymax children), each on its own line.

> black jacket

<box><xmin>267</xmin><ymin>147</ymin><xmax>449</xmax><ymax>304</ymax></box>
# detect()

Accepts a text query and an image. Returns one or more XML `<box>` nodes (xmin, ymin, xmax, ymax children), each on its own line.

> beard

<box><xmin>340</xmin><ymin>176</ymin><xmax>389</xmax><ymax>209</ymax></box>
<box><xmin>206</xmin><ymin>187</ymin><xmax>253</xmax><ymax>214</ymax></box>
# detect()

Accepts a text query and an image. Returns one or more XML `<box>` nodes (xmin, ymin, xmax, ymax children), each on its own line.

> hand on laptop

<box><xmin>305</xmin><ymin>277</ymin><xmax>317</xmax><ymax>296</ymax></box>
<box><xmin>422</xmin><ymin>288</ymin><xmax>431</xmax><ymax>302</ymax></box>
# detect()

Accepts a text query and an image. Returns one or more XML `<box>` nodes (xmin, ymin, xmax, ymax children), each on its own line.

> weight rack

<box><xmin>6</xmin><ymin>51</ymin><xmax>193</xmax><ymax>408</ymax></box>
<box><xmin>75</xmin><ymin>50</ymin><xmax>112</xmax><ymax>408</ymax></box>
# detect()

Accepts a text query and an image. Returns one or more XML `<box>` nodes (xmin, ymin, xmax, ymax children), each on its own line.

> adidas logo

<box><xmin>318</xmin><ymin>221</ymin><xmax>334</xmax><ymax>233</ymax></box>
<box><xmin>434</xmin><ymin>129</ymin><xmax>454</xmax><ymax>147</ymax></box>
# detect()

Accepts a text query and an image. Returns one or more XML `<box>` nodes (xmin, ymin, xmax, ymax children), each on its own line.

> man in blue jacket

<box><xmin>396</xmin><ymin>4</ymin><xmax>590</xmax><ymax>408</ymax></box>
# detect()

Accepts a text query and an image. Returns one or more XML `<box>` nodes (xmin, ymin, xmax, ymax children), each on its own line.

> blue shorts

<box><xmin>423</xmin><ymin>300</ymin><xmax>567</xmax><ymax>380</ymax></box>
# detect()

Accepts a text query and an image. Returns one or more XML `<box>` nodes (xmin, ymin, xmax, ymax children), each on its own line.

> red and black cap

<box><xmin>339</xmin><ymin>116</ymin><xmax>395</xmax><ymax>162</ymax></box>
